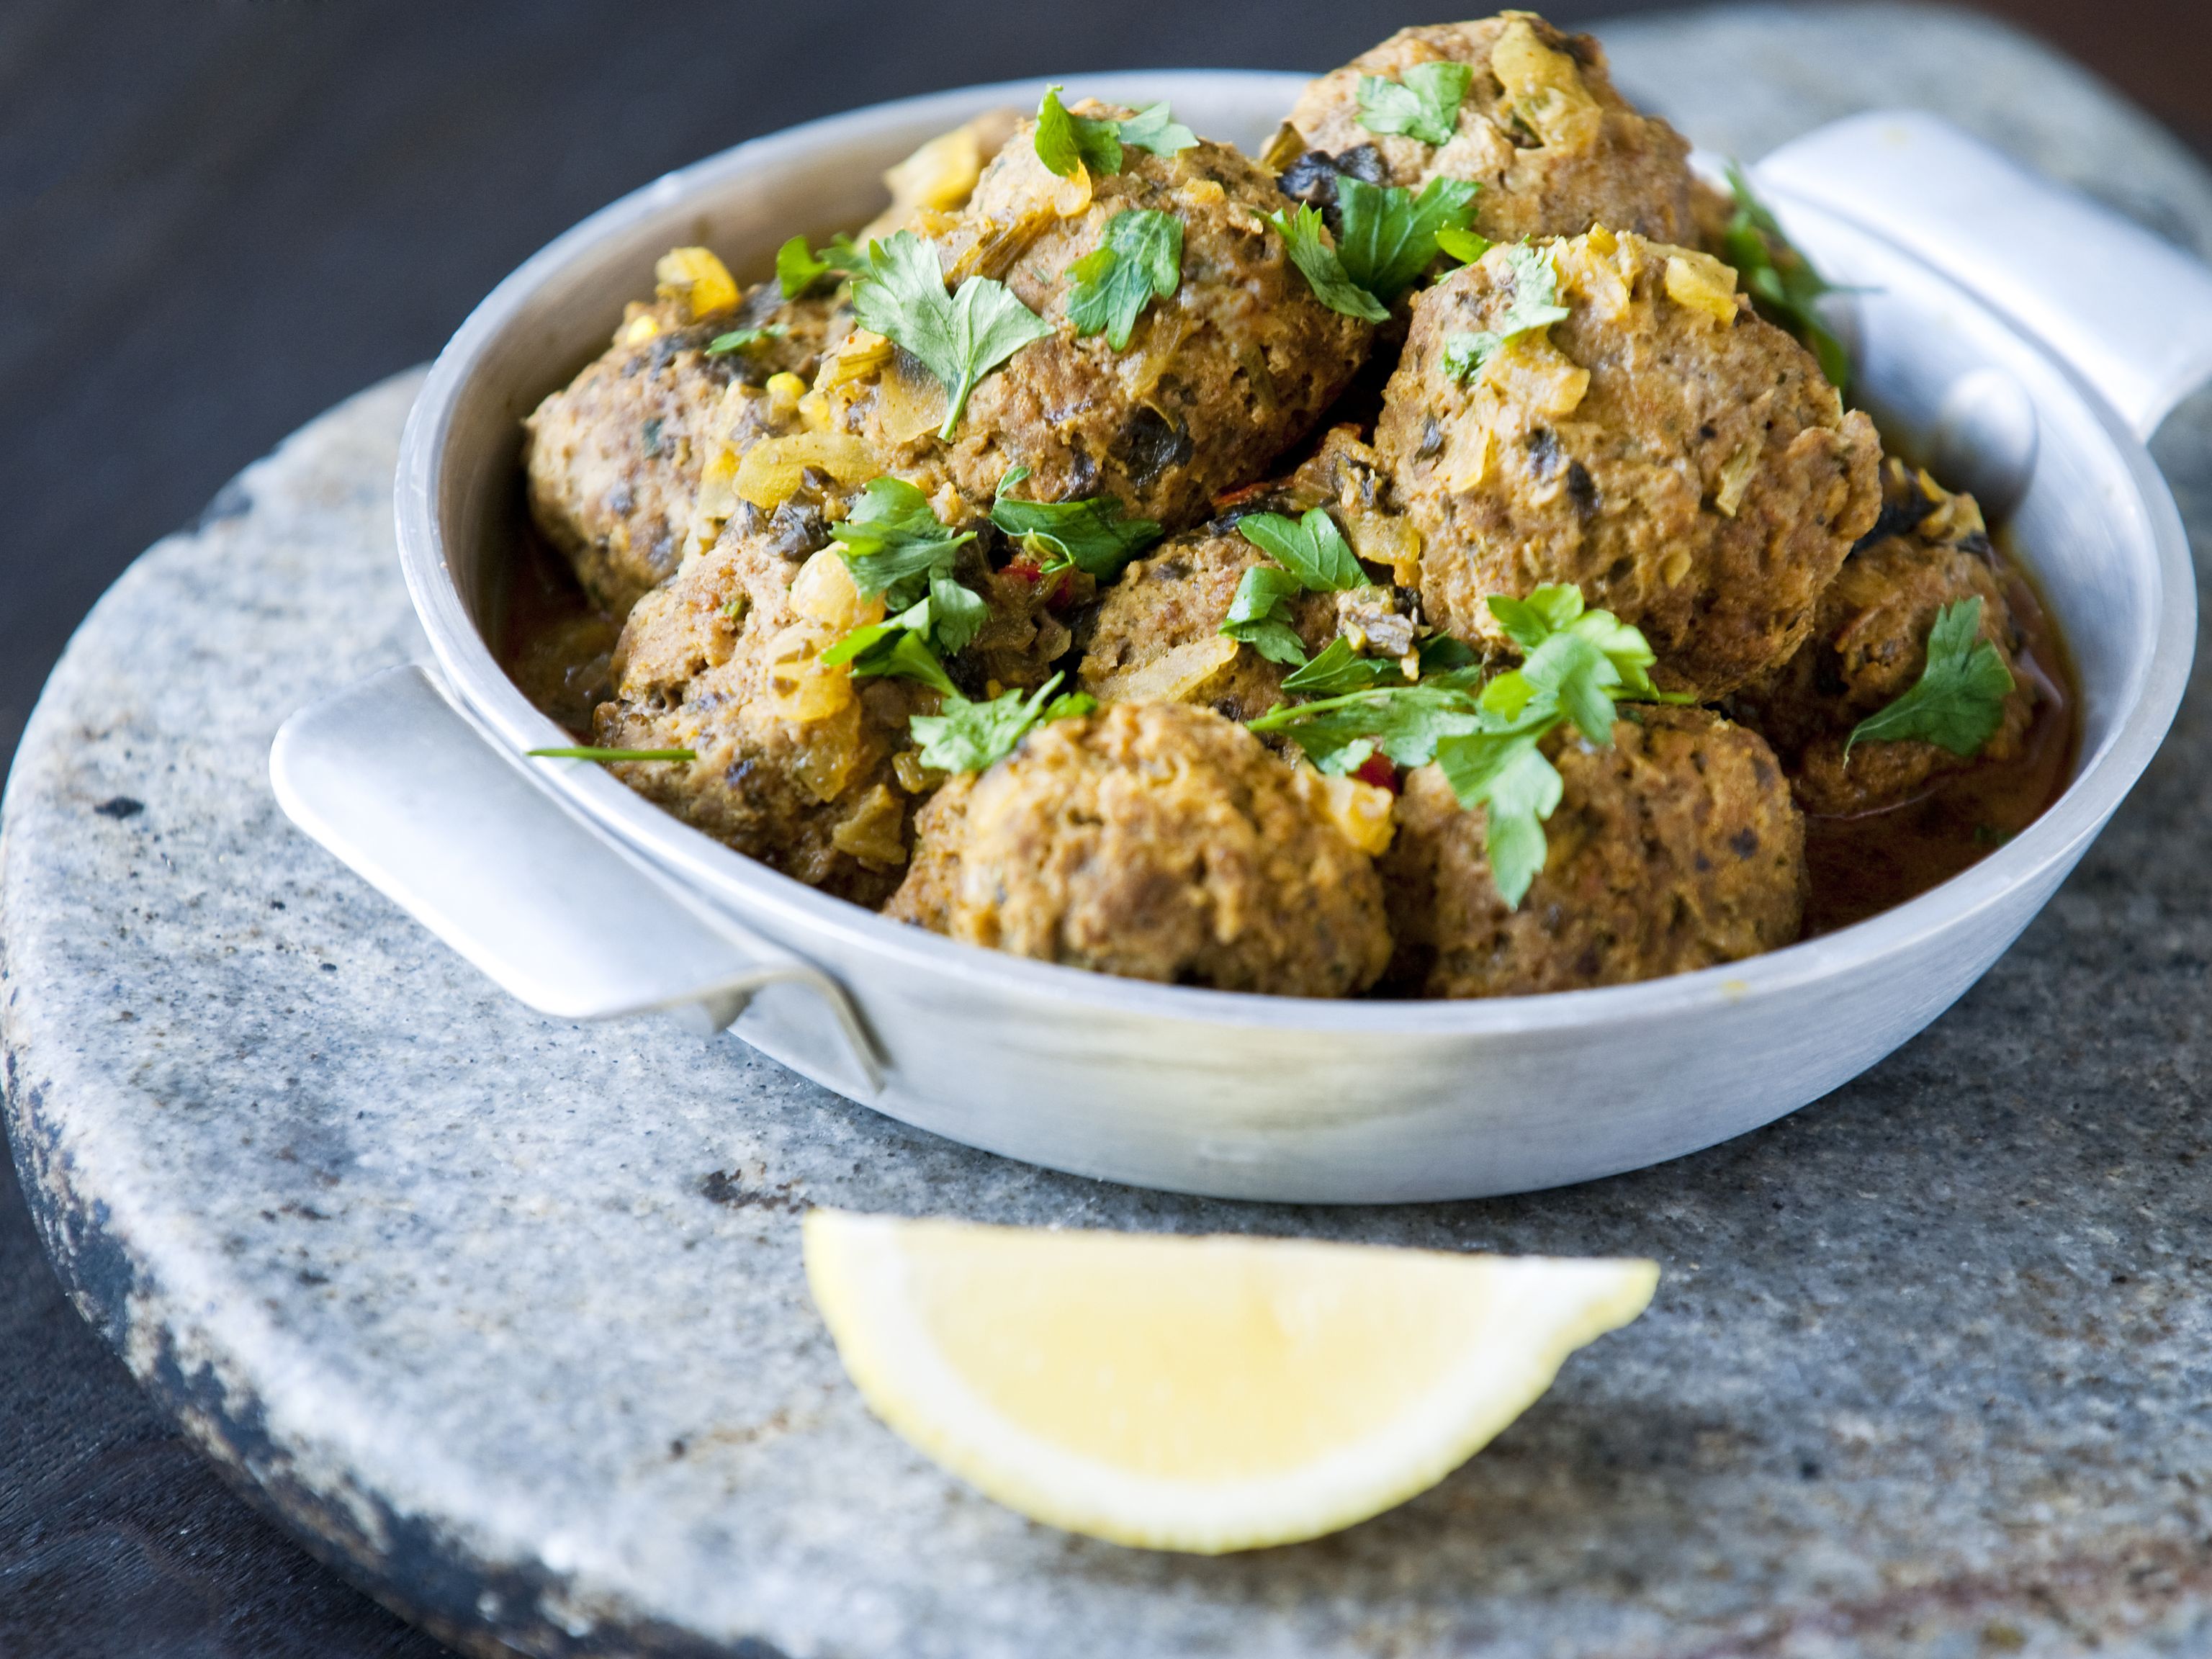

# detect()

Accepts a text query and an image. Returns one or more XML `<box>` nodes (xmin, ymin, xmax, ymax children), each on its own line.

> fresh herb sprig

<box><xmin>776</xmin><ymin>233</ymin><xmax>868</xmax><ymax>300</ymax></box>
<box><xmin>1218</xmin><ymin>509</ymin><xmax>1370</xmax><ymax>667</ymax></box>
<box><xmin>820</xmin><ymin>598</ymin><xmax>961</xmax><ymax>697</ymax></box>
<box><xmin>1721</xmin><ymin>163</ymin><xmax>1849</xmax><ymax>390</ymax></box>
<box><xmin>1033</xmin><ymin>88</ymin><xmax>1198</xmax><ymax>178</ymax></box>
<box><xmin>1845</xmin><ymin>596</ymin><xmax>2014</xmax><ymax>758</ymax></box>
<box><xmin>527</xmin><ymin>745</ymin><xmax>696</xmax><ymax>763</ymax></box>
<box><xmin>829</xmin><ymin>477</ymin><xmax>987</xmax><ymax>655</ymax></box>
<box><xmin>1334</xmin><ymin>177</ymin><xmax>1481</xmax><ymax>305</ymax></box>
<box><xmin>1442</xmin><ymin>241</ymin><xmax>1570</xmax><ymax>379</ymax></box>
<box><xmin>990</xmin><ymin>467</ymin><xmax>1161</xmax><ymax>579</ymax></box>
<box><xmin>848</xmin><ymin>232</ymin><xmax>1052</xmax><ymax>439</ymax></box>
<box><xmin>1267</xmin><ymin>204</ymin><xmax>1390</xmax><ymax>323</ymax></box>
<box><xmin>1253</xmin><ymin>585</ymin><xmax>1676</xmax><ymax>907</ymax></box>
<box><xmin>909</xmin><ymin>672</ymin><xmax>1097</xmax><ymax>772</ymax></box>
<box><xmin>1355</xmin><ymin>62</ymin><xmax>1473</xmax><ymax>147</ymax></box>
<box><xmin>1066</xmin><ymin>208</ymin><xmax>1182</xmax><ymax>349</ymax></box>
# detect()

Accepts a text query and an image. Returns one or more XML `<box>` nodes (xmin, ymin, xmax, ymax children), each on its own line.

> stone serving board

<box><xmin>9</xmin><ymin>7</ymin><xmax>2212</xmax><ymax>1655</ymax></box>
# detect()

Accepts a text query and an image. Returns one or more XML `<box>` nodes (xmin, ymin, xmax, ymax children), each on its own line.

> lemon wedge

<box><xmin>803</xmin><ymin>1210</ymin><xmax>1658</xmax><ymax>1553</ymax></box>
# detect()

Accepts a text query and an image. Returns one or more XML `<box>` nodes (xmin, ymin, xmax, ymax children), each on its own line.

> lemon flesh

<box><xmin>803</xmin><ymin>1210</ymin><xmax>1658</xmax><ymax>1554</ymax></box>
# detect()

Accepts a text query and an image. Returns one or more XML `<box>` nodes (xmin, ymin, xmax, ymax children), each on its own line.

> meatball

<box><xmin>1281</xmin><ymin>13</ymin><xmax>1694</xmax><ymax>246</ymax></box>
<box><xmin>590</xmin><ymin>511</ymin><xmax>932</xmax><ymax>906</ymax></box>
<box><xmin>1382</xmin><ymin>706</ymin><xmax>1804</xmax><ymax>997</ymax></box>
<box><xmin>523</xmin><ymin>276</ymin><xmax>845</xmax><ymax>615</ymax></box>
<box><xmin>1079</xmin><ymin>428</ymin><xmax>1426</xmax><ymax>718</ymax></box>
<box><xmin>885</xmin><ymin>702</ymin><xmax>1394</xmax><ymax>997</ymax></box>
<box><xmin>814</xmin><ymin>107</ymin><xmax>1373</xmax><ymax>531</ymax></box>
<box><xmin>1376</xmin><ymin>228</ymin><xmax>1881</xmax><ymax>698</ymax></box>
<box><xmin>1723</xmin><ymin>463</ymin><xmax>2036</xmax><ymax>817</ymax></box>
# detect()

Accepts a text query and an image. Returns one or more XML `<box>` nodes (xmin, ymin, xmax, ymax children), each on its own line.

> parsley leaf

<box><xmin>990</xmin><ymin>468</ymin><xmax>1161</xmax><ymax>579</ymax></box>
<box><xmin>1442</xmin><ymin>242</ymin><xmax>1571</xmax><ymax>379</ymax></box>
<box><xmin>1435</xmin><ymin>226</ymin><xmax>1493</xmax><ymax>266</ymax></box>
<box><xmin>1355</xmin><ymin>61</ymin><xmax>1473</xmax><ymax>147</ymax></box>
<box><xmin>1249</xmin><ymin>683</ymin><xmax>1488</xmax><ymax>773</ymax></box>
<box><xmin>910</xmin><ymin>671</ymin><xmax>1094</xmax><ymax>772</ymax></box>
<box><xmin>1065</xmin><ymin>209</ymin><xmax>1182</xmax><ymax>351</ymax></box>
<box><xmin>820</xmin><ymin>598</ymin><xmax>961</xmax><ymax>696</ymax></box>
<box><xmin>1281</xmin><ymin>637</ymin><xmax>1408</xmax><ymax>695</ymax></box>
<box><xmin>776</xmin><ymin>233</ymin><xmax>867</xmax><ymax>300</ymax></box>
<box><xmin>828</xmin><ymin>477</ymin><xmax>988</xmax><ymax>653</ymax></box>
<box><xmin>1117</xmin><ymin>102</ymin><xmax>1198</xmax><ymax>157</ymax></box>
<box><xmin>704</xmin><ymin>324</ymin><xmax>786</xmax><ymax>356</ymax></box>
<box><xmin>1721</xmin><ymin>163</ymin><xmax>1848</xmax><ymax>390</ymax></box>
<box><xmin>1236</xmin><ymin>508</ymin><xmax>1367</xmax><ymax>591</ymax></box>
<box><xmin>1431</xmin><ymin>728</ymin><xmax>1563</xmax><ymax>907</ymax></box>
<box><xmin>1221</xmin><ymin>565</ymin><xmax>1310</xmax><ymax>667</ymax></box>
<box><xmin>1845</xmin><ymin>597</ymin><xmax>2015</xmax><ymax>758</ymax></box>
<box><xmin>849</xmin><ymin>232</ymin><xmax>1053</xmax><ymax>439</ymax></box>
<box><xmin>1334</xmin><ymin>177</ymin><xmax>1480</xmax><ymax>303</ymax></box>
<box><xmin>1034</xmin><ymin>86</ymin><xmax>1124</xmax><ymax>179</ymax></box>
<box><xmin>1267</xmin><ymin>204</ymin><xmax>1390</xmax><ymax>324</ymax></box>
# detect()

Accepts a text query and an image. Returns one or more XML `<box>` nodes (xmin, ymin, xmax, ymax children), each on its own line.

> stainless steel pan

<box><xmin>271</xmin><ymin>75</ymin><xmax>2211</xmax><ymax>1202</ymax></box>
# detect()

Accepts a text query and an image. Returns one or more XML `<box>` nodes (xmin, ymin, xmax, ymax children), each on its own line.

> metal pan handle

<box><xmin>269</xmin><ymin>663</ymin><xmax>881</xmax><ymax>1089</ymax></box>
<box><xmin>1756</xmin><ymin>109</ymin><xmax>2212</xmax><ymax>441</ymax></box>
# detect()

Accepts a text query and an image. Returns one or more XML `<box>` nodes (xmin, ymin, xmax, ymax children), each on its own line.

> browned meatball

<box><xmin>1079</xmin><ymin>428</ymin><xmax>1427</xmax><ymax>718</ymax></box>
<box><xmin>885</xmin><ymin>702</ymin><xmax>1394</xmax><ymax>997</ymax></box>
<box><xmin>1382</xmin><ymin>706</ymin><xmax>1804</xmax><ymax>997</ymax></box>
<box><xmin>1723</xmin><ymin>463</ymin><xmax>2036</xmax><ymax>817</ymax></box>
<box><xmin>814</xmin><ymin>107</ymin><xmax>1372</xmax><ymax>532</ymax></box>
<box><xmin>523</xmin><ymin>281</ymin><xmax>844</xmax><ymax>615</ymax></box>
<box><xmin>1281</xmin><ymin>13</ymin><xmax>1695</xmax><ymax>245</ymax></box>
<box><xmin>1376</xmin><ymin>228</ymin><xmax>1881</xmax><ymax>698</ymax></box>
<box><xmin>590</xmin><ymin>511</ymin><xmax>933</xmax><ymax>906</ymax></box>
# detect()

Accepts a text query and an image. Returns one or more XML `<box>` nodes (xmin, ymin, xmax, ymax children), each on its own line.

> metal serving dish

<box><xmin>271</xmin><ymin>73</ymin><xmax>2211</xmax><ymax>1202</ymax></box>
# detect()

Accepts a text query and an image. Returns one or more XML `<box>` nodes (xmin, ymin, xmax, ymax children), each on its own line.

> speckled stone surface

<box><xmin>8</xmin><ymin>9</ymin><xmax>2212</xmax><ymax>1656</ymax></box>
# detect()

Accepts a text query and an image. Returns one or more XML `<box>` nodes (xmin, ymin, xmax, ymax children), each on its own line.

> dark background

<box><xmin>2</xmin><ymin>1</ymin><xmax>2208</xmax><ymax>1652</ymax></box>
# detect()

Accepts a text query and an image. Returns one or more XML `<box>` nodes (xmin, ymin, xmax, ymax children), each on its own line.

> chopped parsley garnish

<box><xmin>1441</xmin><ymin>241</ymin><xmax>1570</xmax><ymax>378</ymax></box>
<box><xmin>1221</xmin><ymin>565</ymin><xmax>1310</xmax><ymax>666</ymax></box>
<box><xmin>1281</xmin><ymin>637</ymin><xmax>1408</xmax><ymax>694</ymax></box>
<box><xmin>776</xmin><ymin>233</ymin><xmax>867</xmax><ymax>300</ymax></box>
<box><xmin>1034</xmin><ymin>88</ymin><xmax>1197</xmax><ymax>177</ymax></box>
<box><xmin>527</xmin><ymin>746</ymin><xmax>696</xmax><ymax>763</ymax></box>
<box><xmin>1434</xmin><ymin>226</ymin><xmax>1493</xmax><ymax>266</ymax></box>
<box><xmin>910</xmin><ymin>672</ymin><xmax>1095</xmax><ymax>773</ymax></box>
<box><xmin>704</xmin><ymin>324</ymin><xmax>786</xmax><ymax>356</ymax></box>
<box><xmin>820</xmin><ymin>598</ymin><xmax>961</xmax><ymax>696</ymax></box>
<box><xmin>1721</xmin><ymin>163</ymin><xmax>1848</xmax><ymax>390</ymax></box>
<box><xmin>1253</xmin><ymin>584</ymin><xmax>1673</xmax><ymax>907</ymax></box>
<box><xmin>1355</xmin><ymin>62</ymin><xmax>1473</xmax><ymax>147</ymax></box>
<box><xmin>1116</xmin><ymin>102</ymin><xmax>1199</xmax><ymax>158</ymax></box>
<box><xmin>1267</xmin><ymin>204</ymin><xmax>1390</xmax><ymax>324</ymax></box>
<box><xmin>1845</xmin><ymin>597</ymin><xmax>2014</xmax><ymax>758</ymax></box>
<box><xmin>1065</xmin><ymin>208</ymin><xmax>1182</xmax><ymax>350</ymax></box>
<box><xmin>1218</xmin><ymin>510</ymin><xmax>1369</xmax><ymax>669</ymax></box>
<box><xmin>828</xmin><ymin>476</ymin><xmax>986</xmax><ymax>655</ymax></box>
<box><xmin>848</xmin><ymin>231</ymin><xmax>1053</xmax><ymax>439</ymax></box>
<box><xmin>990</xmin><ymin>467</ymin><xmax>1161</xmax><ymax>579</ymax></box>
<box><xmin>1334</xmin><ymin>177</ymin><xmax>1481</xmax><ymax>304</ymax></box>
<box><xmin>1236</xmin><ymin>508</ymin><xmax>1367</xmax><ymax>591</ymax></box>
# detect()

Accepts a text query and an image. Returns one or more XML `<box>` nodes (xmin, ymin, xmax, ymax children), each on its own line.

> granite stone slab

<box><xmin>7</xmin><ymin>8</ymin><xmax>2212</xmax><ymax>1656</ymax></box>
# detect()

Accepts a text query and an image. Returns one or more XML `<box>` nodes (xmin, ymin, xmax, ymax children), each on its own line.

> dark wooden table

<box><xmin>2</xmin><ymin>1</ymin><xmax>2206</xmax><ymax>1652</ymax></box>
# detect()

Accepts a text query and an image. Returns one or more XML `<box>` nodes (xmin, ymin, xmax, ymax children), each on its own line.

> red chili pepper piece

<box><xmin>1352</xmin><ymin>752</ymin><xmax>1401</xmax><ymax>793</ymax></box>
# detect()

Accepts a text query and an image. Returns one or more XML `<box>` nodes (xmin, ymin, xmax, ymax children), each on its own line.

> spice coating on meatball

<box><xmin>1283</xmin><ymin>13</ymin><xmax>1694</xmax><ymax>245</ymax></box>
<box><xmin>1382</xmin><ymin>706</ymin><xmax>1804</xmax><ymax>997</ymax></box>
<box><xmin>886</xmin><ymin>702</ymin><xmax>1393</xmax><ymax>997</ymax></box>
<box><xmin>523</xmin><ymin>284</ymin><xmax>845</xmax><ymax>616</ymax></box>
<box><xmin>1724</xmin><ymin>464</ymin><xmax>2036</xmax><ymax>817</ymax></box>
<box><xmin>591</xmin><ymin>511</ymin><xmax>932</xmax><ymax>906</ymax></box>
<box><xmin>1376</xmin><ymin>228</ymin><xmax>1881</xmax><ymax>698</ymax></box>
<box><xmin>816</xmin><ymin>108</ymin><xmax>1373</xmax><ymax>532</ymax></box>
